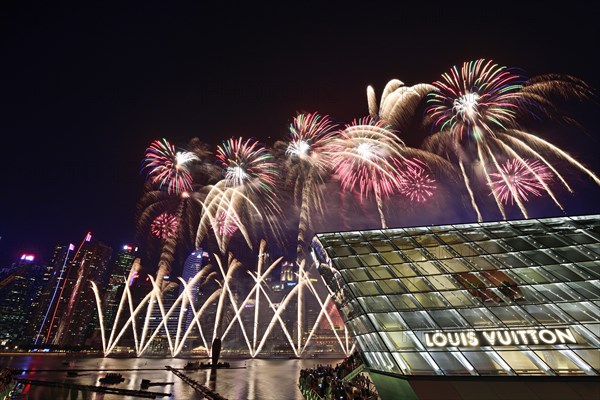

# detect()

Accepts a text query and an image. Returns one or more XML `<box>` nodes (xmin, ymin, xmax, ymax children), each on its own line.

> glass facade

<box><xmin>313</xmin><ymin>215</ymin><xmax>600</xmax><ymax>377</ymax></box>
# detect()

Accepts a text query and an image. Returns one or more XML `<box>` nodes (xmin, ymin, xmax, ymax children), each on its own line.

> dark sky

<box><xmin>1</xmin><ymin>2</ymin><xmax>599</xmax><ymax>266</ymax></box>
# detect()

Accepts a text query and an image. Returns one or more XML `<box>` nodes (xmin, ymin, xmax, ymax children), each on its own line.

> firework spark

<box><xmin>423</xmin><ymin>59</ymin><xmax>600</xmax><ymax>220</ymax></box>
<box><xmin>196</xmin><ymin>137</ymin><xmax>283</xmax><ymax>252</ymax></box>
<box><xmin>215</xmin><ymin>210</ymin><xmax>240</xmax><ymax>237</ymax></box>
<box><xmin>397</xmin><ymin>158</ymin><xmax>437</xmax><ymax>203</ymax></box>
<box><xmin>426</xmin><ymin>59</ymin><xmax>523</xmax><ymax>140</ymax></box>
<box><xmin>329</xmin><ymin>117</ymin><xmax>405</xmax><ymax>228</ymax></box>
<box><xmin>217</xmin><ymin>137</ymin><xmax>277</xmax><ymax>191</ymax></box>
<box><xmin>142</xmin><ymin>138</ymin><xmax>199</xmax><ymax>195</ymax></box>
<box><xmin>282</xmin><ymin>112</ymin><xmax>337</xmax><ymax>261</ymax></box>
<box><xmin>368</xmin><ymin>80</ymin><xmax>437</xmax><ymax>132</ymax></box>
<box><xmin>151</xmin><ymin>212</ymin><xmax>179</xmax><ymax>240</ymax></box>
<box><xmin>490</xmin><ymin>159</ymin><xmax>553</xmax><ymax>205</ymax></box>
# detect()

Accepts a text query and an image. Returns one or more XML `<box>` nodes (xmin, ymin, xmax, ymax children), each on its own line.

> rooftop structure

<box><xmin>313</xmin><ymin>214</ymin><xmax>600</xmax><ymax>400</ymax></box>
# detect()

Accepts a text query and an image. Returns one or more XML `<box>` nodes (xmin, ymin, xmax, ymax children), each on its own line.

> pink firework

<box><xmin>142</xmin><ymin>138</ymin><xmax>198</xmax><ymax>195</ymax></box>
<box><xmin>398</xmin><ymin>159</ymin><xmax>437</xmax><ymax>203</ymax></box>
<box><xmin>426</xmin><ymin>59</ymin><xmax>523</xmax><ymax>141</ymax></box>
<box><xmin>328</xmin><ymin>117</ymin><xmax>405</xmax><ymax>228</ymax></box>
<box><xmin>217</xmin><ymin>137</ymin><xmax>278</xmax><ymax>194</ymax></box>
<box><xmin>286</xmin><ymin>112</ymin><xmax>337</xmax><ymax>173</ymax></box>
<box><xmin>490</xmin><ymin>159</ymin><xmax>553</xmax><ymax>204</ymax></box>
<box><xmin>214</xmin><ymin>211</ymin><xmax>240</xmax><ymax>237</ymax></box>
<box><xmin>329</xmin><ymin>117</ymin><xmax>404</xmax><ymax>199</ymax></box>
<box><xmin>151</xmin><ymin>212</ymin><xmax>178</xmax><ymax>240</ymax></box>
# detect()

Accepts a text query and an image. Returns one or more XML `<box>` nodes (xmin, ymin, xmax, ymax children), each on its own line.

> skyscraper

<box><xmin>102</xmin><ymin>245</ymin><xmax>138</xmax><ymax>339</ymax></box>
<box><xmin>0</xmin><ymin>254</ymin><xmax>52</xmax><ymax>345</ymax></box>
<box><xmin>31</xmin><ymin>243</ymin><xmax>75</xmax><ymax>345</ymax></box>
<box><xmin>46</xmin><ymin>232</ymin><xmax>113</xmax><ymax>348</ymax></box>
<box><xmin>180</xmin><ymin>249</ymin><xmax>209</xmax><ymax>333</ymax></box>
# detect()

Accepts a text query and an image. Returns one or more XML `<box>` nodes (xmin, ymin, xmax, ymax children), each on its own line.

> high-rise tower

<box><xmin>102</xmin><ymin>245</ymin><xmax>138</xmax><ymax>339</ymax></box>
<box><xmin>0</xmin><ymin>254</ymin><xmax>52</xmax><ymax>345</ymax></box>
<box><xmin>47</xmin><ymin>232</ymin><xmax>113</xmax><ymax>348</ymax></box>
<box><xmin>31</xmin><ymin>243</ymin><xmax>75</xmax><ymax>345</ymax></box>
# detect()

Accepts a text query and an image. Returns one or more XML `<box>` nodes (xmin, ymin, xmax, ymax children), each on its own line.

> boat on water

<box><xmin>98</xmin><ymin>373</ymin><xmax>125</xmax><ymax>384</ymax></box>
<box><xmin>183</xmin><ymin>360</ymin><xmax>230</xmax><ymax>370</ymax></box>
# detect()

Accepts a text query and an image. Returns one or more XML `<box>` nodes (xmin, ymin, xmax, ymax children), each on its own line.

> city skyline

<box><xmin>2</xmin><ymin>2</ymin><xmax>600</xmax><ymax>268</ymax></box>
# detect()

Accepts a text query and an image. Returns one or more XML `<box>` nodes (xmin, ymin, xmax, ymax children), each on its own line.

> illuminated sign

<box><xmin>20</xmin><ymin>254</ymin><xmax>35</xmax><ymax>261</ymax></box>
<box><xmin>424</xmin><ymin>328</ymin><xmax>576</xmax><ymax>347</ymax></box>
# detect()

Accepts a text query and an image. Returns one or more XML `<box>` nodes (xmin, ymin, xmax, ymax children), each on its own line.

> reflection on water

<box><xmin>0</xmin><ymin>355</ymin><xmax>343</xmax><ymax>400</ymax></box>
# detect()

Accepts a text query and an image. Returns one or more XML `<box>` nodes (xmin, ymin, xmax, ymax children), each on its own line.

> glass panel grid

<box><xmin>314</xmin><ymin>214</ymin><xmax>600</xmax><ymax>377</ymax></box>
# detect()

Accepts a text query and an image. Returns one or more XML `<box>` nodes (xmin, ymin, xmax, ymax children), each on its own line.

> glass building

<box><xmin>313</xmin><ymin>214</ymin><xmax>600</xmax><ymax>400</ymax></box>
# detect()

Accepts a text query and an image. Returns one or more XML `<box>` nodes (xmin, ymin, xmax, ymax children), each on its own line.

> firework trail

<box><xmin>139</xmin><ymin>139</ymin><xmax>203</xmax><ymax>350</ymax></box>
<box><xmin>424</xmin><ymin>59</ymin><xmax>600</xmax><ymax>220</ymax></box>
<box><xmin>279</xmin><ymin>112</ymin><xmax>337</xmax><ymax>350</ymax></box>
<box><xmin>138</xmin><ymin>138</ymin><xmax>221</xmax><ymax>285</ymax></box>
<box><xmin>150</xmin><ymin>212</ymin><xmax>179</xmax><ymax>240</ymax></box>
<box><xmin>281</xmin><ymin>112</ymin><xmax>337</xmax><ymax>264</ymax></box>
<box><xmin>490</xmin><ymin>159</ymin><xmax>553</xmax><ymax>205</ymax></box>
<box><xmin>140</xmin><ymin>139</ymin><xmax>199</xmax><ymax>279</ymax></box>
<box><xmin>368</xmin><ymin>80</ymin><xmax>437</xmax><ymax>132</ymax></box>
<box><xmin>196</xmin><ymin>137</ymin><xmax>283</xmax><ymax>253</ymax></box>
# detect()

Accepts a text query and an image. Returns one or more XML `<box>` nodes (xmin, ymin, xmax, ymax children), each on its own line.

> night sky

<box><xmin>1</xmin><ymin>2</ymin><xmax>599</xmax><ymax>267</ymax></box>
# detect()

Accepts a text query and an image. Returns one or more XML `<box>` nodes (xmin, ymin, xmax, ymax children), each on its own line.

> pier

<box><xmin>14</xmin><ymin>378</ymin><xmax>172</xmax><ymax>398</ymax></box>
<box><xmin>165</xmin><ymin>366</ymin><xmax>227</xmax><ymax>400</ymax></box>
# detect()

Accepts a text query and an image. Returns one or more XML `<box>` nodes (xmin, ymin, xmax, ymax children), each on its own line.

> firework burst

<box><xmin>215</xmin><ymin>210</ymin><xmax>240</xmax><ymax>237</ymax></box>
<box><xmin>423</xmin><ymin>59</ymin><xmax>600</xmax><ymax>221</ymax></box>
<box><xmin>397</xmin><ymin>158</ymin><xmax>437</xmax><ymax>203</ymax></box>
<box><xmin>368</xmin><ymin>80</ymin><xmax>436</xmax><ymax>132</ymax></box>
<box><xmin>490</xmin><ymin>159</ymin><xmax>553</xmax><ymax>205</ymax></box>
<box><xmin>142</xmin><ymin>138</ymin><xmax>199</xmax><ymax>195</ymax></box>
<box><xmin>282</xmin><ymin>112</ymin><xmax>337</xmax><ymax>262</ymax></box>
<box><xmin>150</xmin><ymin>212</ymin><xmax>179</xmax><ymax>240</ymax></box>
<box><xmin>329</xmin><ymin>117</ymin><xmax>406</xmax><ymax>228</ymax></box>
<box><xmin>426</xmin><ymin>59</ymin><xmax>523</xmax><ymax>140</ymax></box>
<box><xmin>217</xmin><ymin>137</ymin><xmax>278</xmax><ymax>192</ymax></box>
<box><xmin>196</xmin><ymin>137</ymin><xmax>283</xmax><ymax>253</ymax></box>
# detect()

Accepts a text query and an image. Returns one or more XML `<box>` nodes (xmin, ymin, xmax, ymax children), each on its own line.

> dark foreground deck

<box><xmin>14</xmin><ymin>378</ymin><xmax>171</xmax><ymax>399</ymax></box>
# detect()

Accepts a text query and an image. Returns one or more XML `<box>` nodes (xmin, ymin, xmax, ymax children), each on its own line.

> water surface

<box><xmin>0</xmin><ymin>355</ymin><xmax>343</xmax><ymax>400</ymax></box>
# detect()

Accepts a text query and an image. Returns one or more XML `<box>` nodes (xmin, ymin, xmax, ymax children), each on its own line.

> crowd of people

<box><xmin>0</xmin><ymin>368</ymin><xmax>13</xmax><ymax>395</ymax></box>
<box><xmin>298</xmin><ymin>353</ymin><xmax>377</xmax><ymax>400</ymax></box>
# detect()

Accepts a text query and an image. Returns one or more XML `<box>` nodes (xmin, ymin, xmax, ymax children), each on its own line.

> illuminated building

<box><xmin>102</xmin><ymin>245</ymin><xmax>138</xmax><ymax>341</ymax></box>
<box><xmin>46</xmin><ymin>232</ymin><xmax>113</xmax><ymax>347</ymax></box>
<box><xmin>313</xmin><ymin>214</ymin><xmax>600</xmax><ymax>400</ymax></box>
<box><xmin>31</xmin><ymin>243</ymin><xmax>75</xmax><ymax>345</ymax></box>
<box><xmin>0</xmin><ymin>254</ymin><xmax>52</xmax><ymax>345</ymax></box>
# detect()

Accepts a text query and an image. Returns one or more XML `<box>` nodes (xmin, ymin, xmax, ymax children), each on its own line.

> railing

<box><xmin>298</xmin><ymin>382</ymin><xmax>324</xmax><ymax>400</ymax></box>
<box><xmin>342</xmin><ymin>363</ymin><xmax>365</xmax><ymax>382</ymax></box>
<box><xmin>298</xmin><ymin>354</ymin><xmax>379</xmax><ymax>400</ymax></box>
<box><xmin>165</xmin><ymin>366</ymin><xmax>227</xmax><ymax>400</ymax></box>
